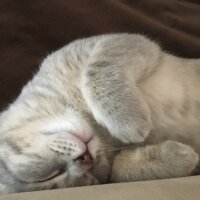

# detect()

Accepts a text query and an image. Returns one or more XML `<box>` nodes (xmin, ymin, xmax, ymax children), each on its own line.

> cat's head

<box><xmin>0</xmin><ymin>108</ymin><xmax>111</xmax><ymax>194</ymax></box>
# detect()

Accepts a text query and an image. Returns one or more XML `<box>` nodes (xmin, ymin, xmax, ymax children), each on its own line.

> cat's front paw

<box><xmin>112</xmin><ymin>121</ymin><xmax>150</xmax><ymax>144</ymax></box>
<box><xmin>161</xmin><ymin>141</ymin><xmax>199</xmax><ymax>176</ymax></box>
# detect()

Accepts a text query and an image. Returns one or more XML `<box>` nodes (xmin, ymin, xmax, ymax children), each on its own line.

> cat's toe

<box><xmin>161</xmin><ymin>141</ymin><xmax>199</xmax><ymax>175</ymax></box>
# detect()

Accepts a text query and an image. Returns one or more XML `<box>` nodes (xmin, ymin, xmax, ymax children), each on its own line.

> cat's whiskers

<box><xmin>98</xmin><ymin>146</ymin><xmax>133</xmax><ymax>153</ymax></box>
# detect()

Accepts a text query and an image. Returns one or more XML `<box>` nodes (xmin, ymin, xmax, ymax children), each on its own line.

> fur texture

<box><xmin>0</xmin><ymin>34</ymin><xmax>199</xmax><ymax>194</ymax></box>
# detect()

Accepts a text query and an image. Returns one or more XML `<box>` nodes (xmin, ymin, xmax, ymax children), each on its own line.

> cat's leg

<box><xmin>110</xmin><ymin>140</ymin><xmax>199</xmax><ymax>182</ymax></box>
<box><xmin>80</xmin><ymin>34</ymin><xmax>162</xmax><ymax>143</ymax></box>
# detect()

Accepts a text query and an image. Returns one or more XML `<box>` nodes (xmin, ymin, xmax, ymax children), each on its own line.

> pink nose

<box><xmin>71</xmin><ymin>131</ymin><xmax>93</xmax><ymax>144</ymax></box>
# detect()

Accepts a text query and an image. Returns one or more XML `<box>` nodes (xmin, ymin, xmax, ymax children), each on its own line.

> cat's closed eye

<box><xmin>36</xmin><ymin>170</ymin><xmax>62</xmax><ymax>182</ymax></box>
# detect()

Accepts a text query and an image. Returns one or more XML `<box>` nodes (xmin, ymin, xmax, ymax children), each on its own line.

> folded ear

<box><xmin>0</xmin><ymin>154</ymin><xmax>16</xmax><ymax>194</ymax></box>
<box><xmin>0</xmin><ymin>160</ymin><xmax>24</xmax><ymax>194</ymax></box>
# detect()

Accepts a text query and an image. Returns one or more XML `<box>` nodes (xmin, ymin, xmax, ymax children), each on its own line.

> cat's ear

<box><xmin>0</xmin><ymin>159</ymin><xmax>12</xmax><ymax>194</ymax></box>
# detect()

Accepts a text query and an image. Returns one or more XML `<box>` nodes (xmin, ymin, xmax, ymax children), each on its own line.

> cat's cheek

<box><xmin>68</xmin><ymin>161</ymin><xmax>90</xmax><ymax>178</ymax></box>
<box><xmin>87</xmin><ymin>136</ymin><xmax>101</xmax><ymax>160</ymax></box>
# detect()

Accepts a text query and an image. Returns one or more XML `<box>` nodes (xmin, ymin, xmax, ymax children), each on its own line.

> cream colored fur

<box><xmin>0</xmin><ymin>34</ymin><xmax>199</xmax><ymax>194</ymax></box>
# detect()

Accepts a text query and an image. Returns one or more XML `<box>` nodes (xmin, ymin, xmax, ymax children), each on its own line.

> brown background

<box><xmin>0</xmin><ymin>0</ymin><xmax>200</xmax><ymax>110</ymax></box>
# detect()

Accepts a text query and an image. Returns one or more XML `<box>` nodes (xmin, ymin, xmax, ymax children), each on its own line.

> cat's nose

<box><xmin>72</xmin><ymin>132</ymin><xmax>92</xmax><ymax>144</ymax></box>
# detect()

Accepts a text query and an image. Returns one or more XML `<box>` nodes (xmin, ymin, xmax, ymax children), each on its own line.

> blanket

<box><xmin>0</xmin><ymin>0</ymin><xmax>199</xmax><ymax>109</ymax></box>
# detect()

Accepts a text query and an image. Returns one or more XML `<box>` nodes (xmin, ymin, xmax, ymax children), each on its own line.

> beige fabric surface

<box><xmin>1</xmin><ymin>176</ymin><xmax>200</xmax><ymax>200</ymax></box>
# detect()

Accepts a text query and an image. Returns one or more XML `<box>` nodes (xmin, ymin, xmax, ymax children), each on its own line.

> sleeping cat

<box><xmin>0</xmin><ymin>33</ymin><xmax>199</xmax><ymax>194</ymax></box>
